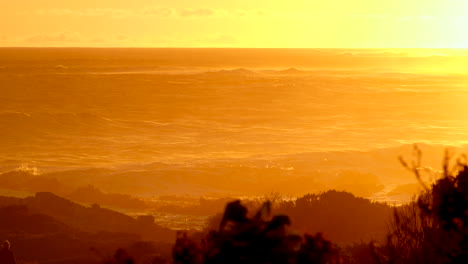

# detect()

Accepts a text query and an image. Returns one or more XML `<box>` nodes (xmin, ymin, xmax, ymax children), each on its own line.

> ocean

<box><xmin>1</xmin><ymin>48</ymin><xmax>468</xmax><ymax>204</ymax></box>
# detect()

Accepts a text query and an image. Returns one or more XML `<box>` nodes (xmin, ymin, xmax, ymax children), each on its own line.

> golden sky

<box><xmin>1</xmin><ymin>0</ymin><xmax>467</xmax><ymax>48</ymax></box>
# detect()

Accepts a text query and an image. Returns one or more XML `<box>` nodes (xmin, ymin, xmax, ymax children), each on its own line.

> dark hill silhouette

<box><xmin>0</xmin><ymin>205</ymin><xmax>70</xmax><ymax>234</ymax></box>
<box><xmin>0</xmin><ymin>192</ymin><xmax>174</xmax><ymax>242</ymax></box>
<box><xmin>30</xmin><ymin>192</ymin><xmax>174</xmax><ymax>241</ymax></box>
<box><xmin>201</xmin><ymin>191</ymin><xmax>392</xmax><ymax>245</ymax></box>
<box><xmin>0</xmin><ymin>193</ymin><xmax>175</xmax><ymax>263</ymax></box>
<box><xmin>0</xmin><ymin>196</ymin><xmax>22</xmax><ymax>207</ymax></box>
<box><xmin>277</xmin><ymin>190</ymin><xmax>392</xmax><ymax>244</ymax></box>
<box><xmin>0</xmin><ymin>204</ymin><xmax>134</xmax><ymax>263</ymax></box>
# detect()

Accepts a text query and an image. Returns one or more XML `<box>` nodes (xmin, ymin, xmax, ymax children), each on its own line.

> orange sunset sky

<box><xmin>1</xmin><ymin>0</ymin><xmax>468</xmax><ymax>48</ymax></box>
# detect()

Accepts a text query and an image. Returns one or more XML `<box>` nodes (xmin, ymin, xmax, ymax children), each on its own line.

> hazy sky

<box><xmin>1</xmin><ymin>0</ymin><xmax>467</xmax><ymax>48</ymax></box>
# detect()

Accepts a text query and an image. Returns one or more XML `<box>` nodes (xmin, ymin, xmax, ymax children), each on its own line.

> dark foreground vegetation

<box><xmin>0</xmin><ymin>190</ymin><xmax>389</xmax><ymax>263</ymax></box>
<box><xmin>2</xmin><ymin>150</ymin><xmax>468</xmax><ymax>263</ymax></box>
<box><xmin>373</xmin><ymin>151</ymin><xmax>468</xmax><ymax>263</ymax></box>
<box><xmin>101</xmin><ymin>151</ymin><xmax>468</xmax><ymax>264</ymax></box>
<box><xmin>172</xmin><ymin>200</ymin><xmax>342</xmax><ymax>264</ymax></box>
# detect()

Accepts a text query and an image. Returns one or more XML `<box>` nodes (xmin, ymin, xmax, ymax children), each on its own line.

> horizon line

<box><xmin>1</xmin><ymin>46</ymin><xmax>467</xmax><ymax>50</ymax></box>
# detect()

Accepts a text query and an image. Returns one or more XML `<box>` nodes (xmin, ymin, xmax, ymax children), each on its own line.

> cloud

<box><xmin>226</xmin><ymin>9</ymin><xmax>269</xmax><ymax>17</ymax></box>
<box><xmin>35</xmin><ymin>8</ymin><xmax>133</xmax><ymax>18</ymax></box>
<box><xmin>116</xmin><ymin>34</ymin><xmax>129</xmax><ymax>41</ymax></box>
<box><xmin>89</xmin><ymin>34</ymin><xmax>134</xmax><ymax>44</ymax></box>
<box><xmin>191</xmin><ymin>35</ymin><xmax>238</xmax><ymax>47</ymax></box>
<box><xmin>399</xmin><ymin>16</ymin><xmax>414</xmax><ymax>21</ymax></box>
<box><xmin>31</xmin><ymin>7</ymin><xmax>269</xmax><ymax>19</ymax></box>
<box><xmin>448</xmin><ymin>16</ymin><xmax>468</xmax><ymax>21</ymax></box>
<box><xmin>0</xmin><ymin>35</ymin><xmax>8</xmax><ymax>46</ymax></box>
<box><xmin>210</xmin><ymin>35</ymin><xmax>238</xmax><ymax>45</ymax></box>
<box><xmin>351</xmin><ymin>14</ymin><xmax>387</xmax><ymax>19</ymax></box>
<box><xmin>418</xmin><ymin>15</ymin><xmax>436</xmax><ymax>20</ymax></box>
<box><xmin>91</xmin><ymin>37</ymin><xmax>106</xmax><ymax>43</ymax></box>
<box><xmin>25</xmin><ymin>32</ymin><xmax>81</xmax><ymax>43</ymax></box>
<box><xmin>141</xmin><ymin>7</ymin><xmax>174</xmax><ymax>17</ymax></box>
<box><xmin>398</xmin><ymin>15</ymin><xmax>468</xmax><ymax>21</ymax></box>
<box><xmin>22</xmin><ymin>32</ymin><xmax>139</xmax><ymax>46</ymax></box>
<box><xmin>178</xmin><ymin>8</ymin><xmax>215</xmax><ymax>17</ymax></box>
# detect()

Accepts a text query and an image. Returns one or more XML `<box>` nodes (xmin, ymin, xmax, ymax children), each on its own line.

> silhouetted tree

<box><xmin>104</xmin><ymin>248</ymin><xmax>134</xmax><ymax>264</ymax></box>
<box><xmin>173</xmin><ymin>200</ymin><xmax>342</xmax><ymax>264</ymax></box>
<box><xmin>0</xmin><ymin>240</ymin><xmax>16</xmax><ymax>264</ymax></box>
<box><xmin>374</xmin><ymin>148</ymin><xmax>468</xmax><ymax>263</ymax></box>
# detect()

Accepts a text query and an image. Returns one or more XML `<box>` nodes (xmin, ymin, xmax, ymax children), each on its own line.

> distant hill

<box><xmin>207</xmin><ymin>68</ymin><xmax>257</xmax><ymax>75</ymax></box>
<box><xmin>278</xmin><ymin>68</ymin><xmax>307</xmax><ymax>74</ymax></box>
<box><xmin>0</xmin><ymin>192</ymin><xmax>175</xmax><ymax>263</ymax></box>
<box><xmin>0</xmin><ymin>169</ymin><xmax>151</xmax><ymax>211</ymax></box>
<box><xmin>0</xmin><ymin>205</ymin><xmax>71</xmax><ymax>234</ymax></box>
<box><xmin>1</xmin><ymin>192</ymin><xmax>174</xmax><ymax>241</ymax></box>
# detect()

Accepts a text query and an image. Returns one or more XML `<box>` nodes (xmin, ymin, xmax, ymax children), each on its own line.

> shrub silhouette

<box><xmin>104</xmin><ymin>248</ymin><xmax>169</xmax><ymax>264</ymax></box>
<box><xmin>374</xmin><ymin>149</ymin><xmax>468</xmax><ymax>263</ymax></box>
<box><xmin>173</xmin><ymin>200</ymin><xmax>342</xmax><ymax>264</ymax></box>
<box><xmin>104</xmin><ymin>248</ymin><xmax>135</xmax><ymax>264</ymax></box>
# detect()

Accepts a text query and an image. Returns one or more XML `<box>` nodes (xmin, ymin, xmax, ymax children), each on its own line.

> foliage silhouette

<box><xmin>173</xmin><ymin>200</ymin><xmax>342</xmax><ymax>264</ymax></box>
<box><xmin>104</xmin><ymin>247</ymin><xmax>169</xmax><ymax>264</ymax></box>
<box><xmin>374</xmin><ymin>148</ymin><xmax>468</xmax><ymax>264</ymax></box>
<box><xmin>0</xmin><ymin>240</ymin><xmax>16</xmax><ymax>264</ymax></box>
<box><xmin>104</xmin><ymin>248</ymin><xmax>135</xmax><ymax>264</ymax></box>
